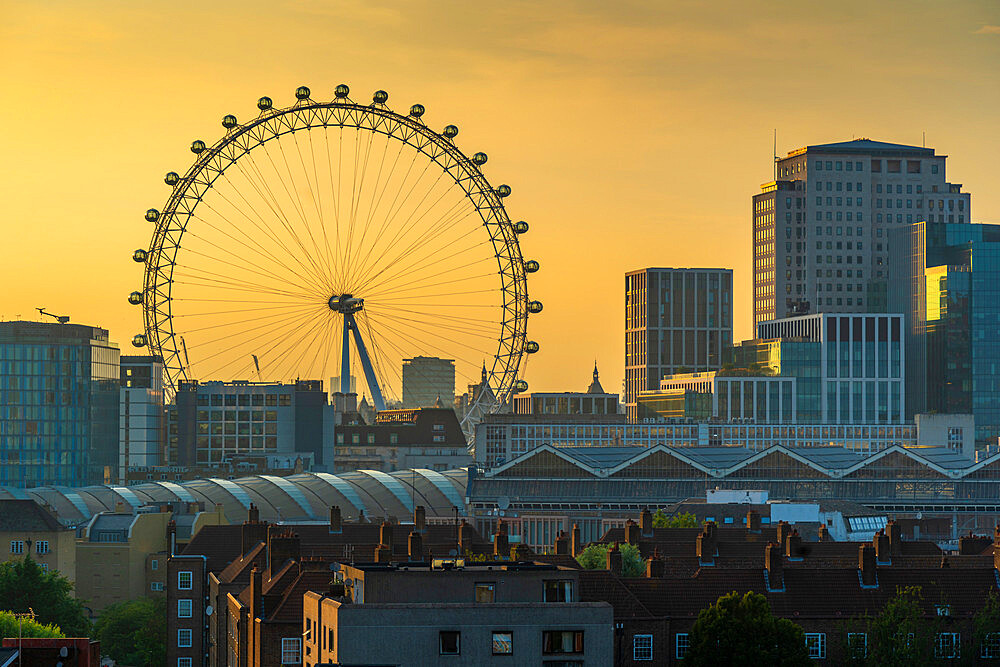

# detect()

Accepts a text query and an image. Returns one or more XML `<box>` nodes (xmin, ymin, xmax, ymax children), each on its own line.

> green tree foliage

<box><xmin>574</xmin><ymin>543</ymin><xmax>645</xmax><ymax>577</ymax></box>
<box><xmin>93</xmin><ymin>597</ymin><xmax>167</xmax><ymax>667</ymax></box>
<box><xmin>839</xmin><ymin>586</ymin><xmax>942</xmax><ymax>666</ymax></box>
<box><xmin>0</xmin><ymin>609</ymin><xmax>64</xmax><ymax>639</ymax></box>
<box><xmin>974</xmin><ymin>589</ymin><xmax>1000</xmax><ymax>659</ymax></box>
<box><xmin>0</xmin><ymin>556</ymin><xmax>89</xmax><ymax>637</ymax></box>
<box><xmin>652</xmin><ymin>509</ymin><xmax>699</xmax><ymax>528</ymax></box>
<box><xmin>684</xmin><ymin>591</ymin><xmax>810</xmax><ymax>666</ymax></box>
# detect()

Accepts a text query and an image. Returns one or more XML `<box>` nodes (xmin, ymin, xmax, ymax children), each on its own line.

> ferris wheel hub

<box><xmin>329</xmin><ymin>294</ymin><xmax>364</xmax><ymax>314</ymax></box>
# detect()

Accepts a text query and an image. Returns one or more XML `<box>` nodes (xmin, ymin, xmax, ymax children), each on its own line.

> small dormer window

<box><xmin>936</xmin><ymin>605</ymin><xmax>951</xmax><ymax>617</ymax></box>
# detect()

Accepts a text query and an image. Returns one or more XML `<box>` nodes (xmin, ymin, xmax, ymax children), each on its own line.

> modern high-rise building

<box><xmin>889</xmin><ymin>221</ymin><xmax>1000</xmax><ymax>445</ymax></box>
<box><xmin>120</xmin><ymin>355</ymin><xmax>164</xmax><ymax>477</ymax></box>
<box><xmin>0</xmin><ymin>321</ymin><xmax>119</xmax><ymax>487</ymax></box>
<box><xmin>624</xmin><ymin>268</ymin><xmax>732</xmax><ymax>421</ymax></box>
<box><xmin>753</xmin><ymin>139</ymin><xmax>972</xmax><ymax>328</ymax></box>
<box><xmin>401</xmin><ymin>356</ymin><xmax>455</xmax><ymax>408</ymax></box>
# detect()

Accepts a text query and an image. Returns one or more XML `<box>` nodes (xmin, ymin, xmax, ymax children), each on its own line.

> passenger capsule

<box><xmin>164</xmin><ymin>172</ymin><xmax>180</xmax><ymax>186</ymax></box>
<box><xmin>525</xmin><ymin>341</ymin><xmax>540</xmax><ymax>354</ymax></box>
<box><xmin>514</xmin><ymin>380</ymin><xmax>529</xmax><ymax>393</ymax></box>
<box><xmin>496</xmin><ymin>184</ymin><xmax>512</xmax><ymax>198</ymax></box>
<box><xmin>472</xmin><ymin>152</ymin><xmax>488</xmax><ymax>166</ymax></box>
<box><xmin>335</xmin><ymin>84</ymin><xmax>350</xmax><ymax>99</ymax></box>
<box><xmin>128</xmin><ymin>291</ymin><xmax>144</xmax><ymax>306</ymax></box>
<box><xmin>132</xmin><ymin>249</ymin><xmax>148</xmax><ymax>263</ymax></box>
<box><xmin>257</xmin><ymin>96</ymin><xmax>273</xmax><ymax>110</ymax></box>
<box><xmin>514</xmin><ymin>221</ymin><xmax>529</xmax><ymax>234</ymax></box>
<box><xmin>295</xmin><ymin>86</ymin><xmax>311</xmax><ymax>100</ymax></box>
<box><xmin>373</xmin><ymin>90</ymin><xmax>388</xmax><ymax>104</ymax></box>
<box><xmin>524</xmin><ymin>260</ymin><xmax>540</xmax><ymax>273</ymax></box>
<box><xmin>528</xmin><ymin>300</ymin><xmax>543</xmax><ymax>314</ymax></box>
<box><xmin>222</xmin><ymin>114</ymin><xmax>238</xmax><ymax>129</ymax></box>
<box><xmin>131</xmin><ymin>334</ymin><xmax>147</xmax><ymax>348</ymax></box>
<box><xmin>409</xmin><ymin>104</ymin><xmax>425</xmax><ymax>118</ymax></box>
<box><xmin>443</xmin><ymin>125</ymin><xmax>459</xmax><ymax>139</ymax></box>
<box><xmin>145</xmin><ymin>209</ymin><xmax>160</xmax><ymax>223</ymax></box>
<box><xmin>190</xmin><ymin>140</ymin><xmax>206</xmax><ymax>154</ymax></box>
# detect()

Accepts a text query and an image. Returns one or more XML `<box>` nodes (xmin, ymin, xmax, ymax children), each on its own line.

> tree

<box><xmin>574</xmin><ymin>543</ymin><xmax>645</xmax><ymax>577</ymax></box>
<box><xmin>0</xmin><ymin>556</ymin><xmax>90</xmax><ymax>637</ymax></box>
<box><xmin>974</xmin><ymin>589</ymin><xmax>1000</xmax><ymax>661</ymax></box>
<box><xmin>684</xmin><ymin>591</ymin><xmax>810</xmax><ymax>666</ymax></box>
<box><xmin>862</xmin><ymin>586</ymin><xmax>940</xmax><ymax>666</ymax></box>
<box><xmin>652</xmin><ymin>509</ymin><xmax>699</xmax><ymax>528</ymax></box>
<box><xmin>93</xmin><ymin>597</ymin><xmax>167</xmax><ymax>667</ymax></box>
<box><xmin>0</xmin><ymin>610</ymin><xmax>64</xmax><ymax>639</ymax></box>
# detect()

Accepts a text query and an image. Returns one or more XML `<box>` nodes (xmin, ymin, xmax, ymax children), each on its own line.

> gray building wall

<box><xmin>120</xmin><ymin>355</ymin><xmax>164</xmax><ymax>477</ymax></box>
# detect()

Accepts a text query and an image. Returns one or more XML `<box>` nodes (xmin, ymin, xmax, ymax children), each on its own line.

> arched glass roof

<box><xmin>412</xmin><ymin>469</ymin><xmax>465</xmax><ymax>510</ymax></box>
<box><xmin>256</xmin><ymin>475</ymin><xmax>316</xmax><ymax>519</ymax></box>
<box><xmin>108</xmin><ymin>486</ymin><xmax>143</xmax><ymax>509</ymax></box>
<box><xmin>204</xmin><ymin>478</ymin><xmax>254</xmax><ymax>509</ymax></box>
<box><xmin>354</xmin><ymin>470</ymin><xmax>415</xmax><ymax>513</ymax></box>
<box><xmin>309</xmin><ymin>473</ymin><xmax>367</xmax><ymax>514</ymax></box>
<box><xmin>150</xmin><ymin>481</ymin><xmax>197</xmax><ymax>504</ymax></box>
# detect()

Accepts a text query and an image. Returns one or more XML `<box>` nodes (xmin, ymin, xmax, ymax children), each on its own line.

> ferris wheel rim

<box><xmin>140</xmin><ymin>90</ymin><xmax>530</xmax><ymax>427</ymax></box>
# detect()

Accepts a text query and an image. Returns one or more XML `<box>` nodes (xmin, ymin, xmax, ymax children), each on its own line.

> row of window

<box><xmin>194</xmin><ymin>393</ymin><xmax>292</xmax><ymax>407</ymax></box>
<box><xmin>437</xmin><ymin>629</ymin><xmax>584</xmax><ymax>656</ymax></box>
<box><xmin>9</xmin><ymin>540</ymin><xmax>49</xmax><ymax>555</ymax></box>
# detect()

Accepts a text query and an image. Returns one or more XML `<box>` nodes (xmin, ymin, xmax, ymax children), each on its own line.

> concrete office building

<box><xmin>167</xmin><ymin>379</ymin><xmax>334</xmax><ymax>470</ymax></box>
<box><xmin>119</xmin><ymin>355</ymin><xmax>164</xmax><ymax>478</ymax></box>
<box><xmin>625</xmin><ymin>268</ymin><xmax>733</xmax><ymax>421</ymax></box>
<box><xmin>753</xmin><ymin>139</ymin><xmax>972</xmax><ymax>328</ymax></box>
<box><xmin>889</xmin><ymin>221</ymin><xmax>1000</xmax><ymax>445</ymax></box>
<box><xmin>402</xmin><ymin>356</ymin><xmax>455</xmax><ymax>408</ymax></box>
<box><xmin>0</xmin><ymin>321</ymin><xmax>119</xmax><ymax>487</ymax></box>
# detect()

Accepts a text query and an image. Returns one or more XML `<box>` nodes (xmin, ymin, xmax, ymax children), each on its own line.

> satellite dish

<box><xmin>205</xmin><ymin>605</ymin><xmax>214</xmax><ymax>617</ymax></box>
<box><xmin>497</xmin><ymin>496</ymin><xmax>510</xmax><ymax>511</ymax></box>
<box><xmin>448</xmin><ymin>549</ymin><xmax>458</xmax><ymax>557</ymax></box>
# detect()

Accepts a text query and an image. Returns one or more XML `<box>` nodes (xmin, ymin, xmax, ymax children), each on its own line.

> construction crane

<box><xmin>36</xmin><ymin>308</ymin><xmax>69</xmax><ymax>324</ymax></box>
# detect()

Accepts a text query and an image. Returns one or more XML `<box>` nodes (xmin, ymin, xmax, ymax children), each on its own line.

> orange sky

<box><xmin>1</xmin><ymin>0</ymin><xmax>998</xmax><ymax>395</ymax></box>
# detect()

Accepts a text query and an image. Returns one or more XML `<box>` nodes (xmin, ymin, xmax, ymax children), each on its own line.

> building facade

<box><xmin>514</xmin><ymin>364</ymin><xmax>619</xmax><ymax>416</ymax></box>
<box><xmin>624</xmin><ymin>268</ymin><xmax>733</xmax><ymax>421</ymax></box>
<box><xmin>889</xmin><ymin>221</ymin><xmax>1000</xmax><ymax>445</ymax></box>
<box><xmin>401</xmin><ymin>356</ymin><xmax>455</xmax><ymax>408</ymax></box>
<box><xmin>0</xmin><ymin>499</ymin><xmax>75</xmax><ymax>583</ymax></box>
<box><xmin>0</xmin><ymin>321</ymin><xmax>119</xmax><ymax>487</ymax></box>
<box><xmin>753</xmin><ymin>139</ymin><xmax>972</xmax><ymax>327</ymax></box>
<box><xmin>333</xmin><ymin>407</ymin><xmax>470</xmax><ymax>473</ymax></box>
<box><xmin>168</xmin><ymin>379</ymin><xmax>333</xmax><ymax>470</ymax></box>
<box><xmin>119</xmin><ymin>355</ymin><xmax>164</xmax><ymax>478</ymax></box>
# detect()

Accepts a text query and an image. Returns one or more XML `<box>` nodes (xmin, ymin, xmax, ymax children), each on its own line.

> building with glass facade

<box><xmin>753</xmin><ymin>139</ymin><xmax>972</xmax><ymax>327</ymax></box>
<box><xmin>889</xmin><ymin>221</ymin><xmax>1000</xmax><ymax>445</ymax></box>
<box><xmin>401</xmin><ymin>356</ymin><xmax>455</xmax><ymax>408</ymax></box>
<box><xmin>624</xmin><ymin>268</ymin><xmax>732</xmax><ymax>421</ymax></box>
<box><xmin>0</xmin><ymin>321</ymin><xmax>119</xmax><ymax>487</ymax></box>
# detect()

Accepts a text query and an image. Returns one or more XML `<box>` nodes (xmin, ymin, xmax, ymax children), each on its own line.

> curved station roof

<box><xmin>0</xmin><ymin>468</ymin><xmax>469</xmax><ymax>525</ymax></box>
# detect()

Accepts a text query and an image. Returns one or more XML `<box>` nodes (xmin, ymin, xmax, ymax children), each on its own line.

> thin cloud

<box><xmin>974</xmin><ymin>25</ymin><xmax>1000</xmax><ymax>34</ymax></box>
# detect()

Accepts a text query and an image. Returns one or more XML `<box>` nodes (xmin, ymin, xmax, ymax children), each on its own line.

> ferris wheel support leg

<box><xmin>340</xmin><ymin>317</ymin><xmax>352</xmax><ymax>394</ymax></box>
<box><xmin>346</xmin><ymin>313</ymin><xmax>387</xmax><ymax>412</ymax></box>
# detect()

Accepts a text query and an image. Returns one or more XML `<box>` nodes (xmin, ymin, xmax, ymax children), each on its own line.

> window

<box><xmin>935</xmin><ymin>632</ymin><xmax>960</xmax><ymax>659</ymax></box>
<box><xmin>36</xmin><ymin>541</ymin><xmax>49</xmax><ymax>555</ymax></box>
<box><xmin>543</xmin><ymin>631</ymin><xmax>584</xmax><ymax>654</ymax></box>
<box><xmin>492</xmin><ymin>631</ymin><xmax>513</xmax><ymax>655</ymax></box>
<box><xmin>177</xmin><ymin>599</ymin><xmax>193</xmax><ymax>618</ymax></box>
<box><xmin>151</xmin><ymin>582</ymin><xmax>164</xmax><ymax>591</ymax></box>
<box><xmin>848</xmin><ymin>633</ymin><xmax>867</xmax><ymax>658</ymax></box>
<box><xmin>151</xmin><ymin>559</ymin><xmax>158</xmax><ymax>570</ymax></box>
<box><xmin>676</xmin><ymin>633</ymin><xmax>690</xmax><ymax>660</ymax></box>
<box><xmin>936</xmin><ymin>604</ymin><xmax>951</xmax><ymax>616</ymax></box>
<box><xmin>178</xmin><ymin>659</ymin><xmax>193</xmax><ymax>667</ymax></box>
<box><xmin>544</xmin><ymin>580</ymin><xmax>574</xmax><ymax>602</ymax></box>
<box><xmin>177</xmin><ymin>571</ymin><xmax>193</xmax><ymax>590</ymax></box>
<box><xmin>281</xmin><ymin>637</ymin><xmax>302</xmax><ymax>664</ymax></box>
<box><xmin>981</xmin><ymin>632</ymin><xmax>1000</xmax><ymax>659</ymax></box>
<box><xmin>475</xmin><ymin>583</ymin><xmax>496</xmax><ymax>603</ymax></box>
<box><xmin>440</xmin><ymin>630</ymin><xmax>461</xmax><ymax>655</ymax></box>
<box><xmin>805</xmin><ymin>633</ymin><xmax>825</xmax><ymax>659</ymax></box>
<box><xmin>633</xmin><ymin>634</ymin><xmax>653</xmax><ymax>661</ymax></box>
<box><xmin>177</xmin><ymin>629</ymin><xmax>192</xmax><ymax>648</ymax></box>
<box><xmin>10</xmin><ymin>541</ymin><xmax>24</xmax><ymax>555</ymax></box>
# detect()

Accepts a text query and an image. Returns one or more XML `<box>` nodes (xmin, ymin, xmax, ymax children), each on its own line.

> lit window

<box><xmin>178</xmin><ymin>599</ymin><xmax>193</xmax><ymax>618</ymax></box>
<box><xmin>177</xmin><ymin>629</ymin><xmax>192</xmax><ymax>648</ymax></box>
<box><xmin>36</xmin><ymin>541</ymin><xmax>49</xmax><ymax>555</ymax></box>
<box><xmin>440</xmin><ymin>631</ymin><xmax>460</xmax><ymax>655</ymax></box>
<box><xmin>676</xmin><ymin>633</ymin><xmax>690</xmax><ymax>659</ymax></box>
<box><xmin>936</xmin><ymin>604</ymin><xmax>951</xmax><ymax>616</ymax></box>
<box><xmin>281</xmin><ymin>637</ymin><xmax>302</xmax><ymax>664</ymax></box>
<box><xmin>177</xmin><ymin>571</ymin><xmax>193</xmax><ymax>590</ymax></box>
<box><xmin>10</xmin><ymin>541</ymin><xmax>24</xmax><ymax>555</ymax></box>
<box><xmin>634</xmin><ymin>634</ymin><xmax>653</xmax><ymax>661</ymax></box>
<box><xmin>805</xmin><ymin>633</ymin><xmax>826</xmax><ymax>659</ymax></box>
<box><xmin>492</xmin><ymin>631</ymin><xmax>513</xmax><ymax>655</ymax></box>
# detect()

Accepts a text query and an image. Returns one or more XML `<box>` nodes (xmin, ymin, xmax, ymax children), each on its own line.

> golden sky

<box><xmin>1</xmin><ymin>0</ymin><xmax>998</xmax><ymax>395</ymax></box>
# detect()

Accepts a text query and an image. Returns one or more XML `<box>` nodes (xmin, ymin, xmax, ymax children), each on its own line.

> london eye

<box><xmin>129</xmin><ymin>84</ymin><xmax>540</xmax><ymax>436</ymax></box>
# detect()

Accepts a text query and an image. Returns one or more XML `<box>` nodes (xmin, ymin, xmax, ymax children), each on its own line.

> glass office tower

<box><xmin>889</xmin><ymin>222</ymin><xmax>1000</xmax><ymax>446</ymax></box>
<box><xmin>0</xmin><ymin>321</ymin><xmax>120</xmax><ymax>487</ymax></box>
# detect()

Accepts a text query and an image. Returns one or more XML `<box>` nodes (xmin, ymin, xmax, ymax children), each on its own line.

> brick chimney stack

<box><xmin>266</xmin><ymin>527</ymin><xmax>300</xmax><ymax>580</ymax></box>
<box><xmin>874</xmin><ymin>529</ymin><xmax>891</xmax><ymax>565</ymax></box>
<box><xmin>458</xmin><ymin>520</ymin><xmax>474</xmax><ymax>552</ymax></box>
<box><xmin>859</xmin><ymin>544</ymin><xmax>877</xmax><ymax>587</ymax></box>
<box><xmin>993</xmin><ymin>524</ymin><xmax>1000</xmax><ymax>570</ymax></box>
<box><xmin>776</xmin><ymin>520</ymin><xmax>791</xmax><ymax>547</ymax></box>
<box><xmin>242</xmin><ymin>508</ymin><xmax>268</xmax><ymax>556</ymax></box>
<box><xmin>554</xmin><ymin>531</ymin><xmax>569</xmax><ymax>555</ymax></box>
<box><xmin>646</xmin><ymin>548</ymin><xmax>665</xmax><ymax>578</ymax></box>
<box><xmin>380</xmin><ymin>521</ymin><xmax>394</xmax><ymax>550</ymax></box>
<box><xmin>329</xmin><ymin>506</ymin><xmax>342</xmax><ymax>534</ymax></box>
<box><xmin>817</xmin><ymin>524</ymin><xmax>829</xmax><ymax>542</ymax></box>
<box><xmin>625</xmin><ymin>519</ymin><xmax>640</xmax><ymax>546</ymax></box>
<box><xmin>696</xmin><ymin>530</ymin><xmax>715</xmax><ymax>566</ymax></box>
<box><xmin>886</xmin><ymin>520</ymin><xmax>901</xmax><ymax>555</ymax></box>
<box><xmin>414</xmin><ymin>505</ymin><xmax>426</xmax><ymax>533</ymax></box>
<box><xmin>571</xmin><ymin>524</ymin><xmax>582</xmax><ymax>557</ymax></box>
<box><xmin>640</xmin><ymin>508</ymin><xmax>653</xmax><ymax>537</ymax></box>
<box><xmin>607</xmin><ymin>543</ymin><xmax>623</xmax><ymax>576</ymax></box>
<box><xmin>408</xmin><ymin>531</ymin><xmax>423</xmax><ymax>560</ymax></box>
<box><xmin>250</xmin><ymin>567</ymin><xmax>262</xmax><ymax>620</ymax></box>
<box><xmin>249</xmin><ymin>503</ymin><xmax>259</xmax><ymax>523</ymax></box>
<box><xmin>746</xmin><ymin>510</ymin><xmax>761</xmax><ymax>534</ymax></box>
<box><xmin>785</xmin><ymin>530</ymin><xmax>803</xmax><ymax>560</ymax></box>
<box><xmin>494</xmin><ymin>520</ymin><xmax>509</xmax><ymax>557</ymax></box>
<box><xmin>166</xmin><ymin>520</ymin><xmax>177</xmax><ymax>557</ymax></box>
<box><xmin>765</xmin><ymin>543</ymin><xmax>783</xmax><ymax>591</ymax></box>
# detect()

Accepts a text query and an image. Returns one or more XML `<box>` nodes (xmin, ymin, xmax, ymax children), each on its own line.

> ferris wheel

<box><xmin>128</xmin><ymin>84</ymin><xmax>541</xmax><ymax>435</ymax></box>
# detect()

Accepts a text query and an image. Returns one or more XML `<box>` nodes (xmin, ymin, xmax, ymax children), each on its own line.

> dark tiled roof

<box><xmin>182</xmin><ymin>524</ymin><xmax>243</xmax><ymax>572</ymax></box>
<box><xmin>0</xmin><ymin>500</ymin><xmax>66</xmax><ymax>532</ymax></box>
<box><xmin>579</xmin><ymin>569</ymin><xmax>654</xmax><ymax>619</ymax></box>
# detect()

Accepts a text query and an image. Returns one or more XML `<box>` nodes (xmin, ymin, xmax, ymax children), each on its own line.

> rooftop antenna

<box><xmin>773</xmin><ymin>128</ymin><xmax>778</xmax><ymax>180</ymax></box>
<box><xmin>922</xmin><ymin>131</ymin><xmax>926</xmax><ymax>148</ymax></box>
<box><xmin>180</xmin><ymin>336</ymin><xmax>192</xmax><ymax>376</ymax></box>
<box><xmin>252</xmin><ymin>354</ymin><xmax>262</xmax><ymax>381</ymax></box>
<box><xmin>36</xmin><ymin>308</ymin><xmax>69</xmax><ymax>324</ymax></box>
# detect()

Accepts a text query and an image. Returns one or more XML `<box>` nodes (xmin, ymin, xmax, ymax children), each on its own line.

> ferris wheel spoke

<box><xmin>171</xmin><ymin>304</ymin><xmax>318</xmax><ymax>336</ymax></box>
<box><xmin>353</xmin><ymin>313</ymin><xmax>399</xmax><ymax>402</ymax></box>
<box><xmin>303</xmin><ymin>130</ymin><xmax>340</xmax><ymax>291</ymax></box>
<box><xmin>360</xmin><ymin>239</ymin><xmax>493</xmax><ymax>299</ymax></box>
<box><xmin>363</xmin><ymin>271</ymin><xmax>496</xmax><ymax>302</ymax></box>
<box><xmin>182</xmin><ymin>304</ymin><xmax>323</xmax><ymax>352</ymax></box>
<box><xmin>288</xmin><ymin>130</ymin><xmax>339</xmax><ymax>289</ymax></box>
<box><xmin>362</xmin><ymin>309</ymin><xmax>490</xmax><ymax>370</ymax></box>
<box><xmin>366</xmin><ymin>303</ymin><xmax>499</xmax><ymax>335</ymax></box>
<box><xmin>343</xmin><ymin>127</ymin><xmax>379</xmax><ymax>276</ymax></box>
<box><xmin>173</xmin><ymin>262</ymin><xmax>321</xmax><ymax>301</ymax></box>
<box><xmin>341</xmin><ymin>129</ymin><xmax>393</xmax><ymax>291</ymax></box>
<box><xmin>172</xmin><ymin>302</ymin><xmax>318</xmax><ymax>318</ymax></box>
<box><xmin>235</xmin><ymin>310</ymin><xmax>334</xmax><ymax>383</ymax></box>
<box><xmin>364</xmin><ymin>306</ymin><xmax>498</xmax><ymax>340</ymax></box>
<box><xmin>181</xmin><ymin>231</ymin><xmax>320</xmax><ymax>296</ymax></box>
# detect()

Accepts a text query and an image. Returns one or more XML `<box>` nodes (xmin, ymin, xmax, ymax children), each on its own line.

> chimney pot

<box><xmin>646</xmin><ymin>548</ymin><xmax>665</xmax><ymax>578</ymax></box>
<box><xmin>408</xmin><ymin>531</ymin><xmax>423</xmax><ymax>560</ymax></box>
<box><xmin>765</xmin><ymin>542</ymin><xmax>783</xmax><ymax>590</ymax></box>
<box><xmin>554</xmin><ymin>531</ymin><xmax>569</xmax><ymax>555</ymax></box>
<box><xmin>746</xmin><ymin>510</ymin><xmax>761</xmax><ymax>533</ymax></box>
<box><xmin>607</xmin><ymin>543</ymin><xmax>623</xmax><ymax>576</ymax></box>
<box><xmin>571</xmin><ymin>523</ymin><xmax>582</xmax><ymax>558</ymax></box>
<box><xmin>640</xmin><ymin>508</ymin><xmax>653</xmax><ymax>537</ymax></box>
<box><xmin>859</xmin><ymin>544</ymin><xmax>877</xmax><ymax>587</ymax></box>
<box><xmin>874</xmin><ymin>530</ymin><xmax>891</xmax><ymax>564</ymax></box>
<box><xmin>625</xmin><ymin>519</ymin><xmax>640</xmax><ymax>546</ymax></box>
<box><xmin>414</xmin><ymin>505</ymin><xmax>426</xmax><ymax>533</ymax></box>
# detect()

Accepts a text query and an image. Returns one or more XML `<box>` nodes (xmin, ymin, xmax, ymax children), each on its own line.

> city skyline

<box><xmin>1</xmin><ymin>1</ymin><xmax>999</xmax><ymax>396</ymax></box>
